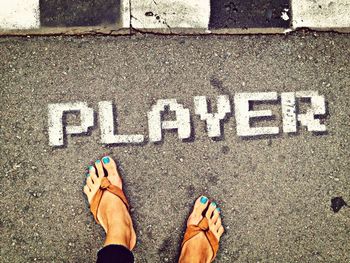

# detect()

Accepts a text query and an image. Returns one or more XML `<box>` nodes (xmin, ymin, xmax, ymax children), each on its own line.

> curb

<box><xmin>1</xmin><ymin>0</ymin><xmax>349</xmax><ymax>35</ymax></box>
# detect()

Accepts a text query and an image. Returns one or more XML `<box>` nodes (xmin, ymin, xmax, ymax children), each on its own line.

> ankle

<box><xmin>99</xmin><ymin>200</ymin><xmax>129</xmax><ymax>228</ymax></box>
<box><xmin>179</xmin><ymin>241</ymin><xmax>212</xmax><ymax>263</ymax></box>
<box><xmin>103</xmin><ymin>217</ymin><xmax>132</xmax><ymax>247</ymax></box>
<box><xmin>104</xmin><ymin>233</ymin><xmax>130</xmax><ymax>248</ymax></box>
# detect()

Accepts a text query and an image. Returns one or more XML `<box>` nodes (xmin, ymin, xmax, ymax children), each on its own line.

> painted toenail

<box><xmin>216</xmin><ymin>207</ymin><xmax>221</xmax><ymax>212</ymax></box>
<box><xmin>102</xmin><ymin>157</ymin><xmax>110</xmax><ymax>164</ymax></box>
<box><xmin>96</xmin><ymin>160</ymin><xmax>101</xmax><ymax>164</ymax></box>
<box><xmin>200</xmin><ymin>196</ymin><xmax>208</xmax><ymax>204</ymax></box>
<box><xmin>211</xmin><ymin>202</ymin><xmax>217</xmax><ymax>207</ymax></box>
<box><xmin>88</xmin><ymin>165</ymin><xmax>93</xmax><ymax>170</ymax></box>
<box><xmin>86</xmin><ymin>173</ymin><xmax>90</xmax><ymax>177</ymax></box>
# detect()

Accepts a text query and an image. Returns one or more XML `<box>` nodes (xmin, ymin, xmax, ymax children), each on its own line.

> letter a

<box><xmin>148</xmin><ymin>99</ymin><xmax>191</xmax><ymax>142</ymax></box>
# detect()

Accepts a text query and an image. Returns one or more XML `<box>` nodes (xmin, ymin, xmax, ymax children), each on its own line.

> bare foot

<box><xmin>83</xmin><ymin>156</ymin><xmax>136</xmax><ymax>249</ymax></box>
<box><xmin>179</xmin><ymin>196</ymin><xmax>224</xmax><ymax>263</ymax></box>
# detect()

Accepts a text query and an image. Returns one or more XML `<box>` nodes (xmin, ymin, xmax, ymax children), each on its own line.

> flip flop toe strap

<box><xmin>181</xmin><ymin>218</ymin><xmax>219</xmax><ymax>262</ymax></box>
<box><xmin>90</xmin><ymin>177</ymin><xmax>129</xmax><ymax>224</ymax></box>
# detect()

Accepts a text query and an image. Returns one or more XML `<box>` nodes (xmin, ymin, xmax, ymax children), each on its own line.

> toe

<box><xmin>212</xmin><ymin>207</ymin><xmax>220</xmax><ymax>223</ymax></box>
<box><xmin>101</xmin><ymin>156</ymin><xmax>118</xmax><ymax>176</ymax></box>
<box><xmin>217</xmin><ymin>226</ymin><xmax>224</xmax><ymax>236</ymax></box>
<box><xmin>205</xmin><ymin>202</ymin><xmax>217</xmax><ymax>219</ymax></box>
<box><xmin>95</xmin><ymin>159</ymin><xmax>105</xmax><ymax>177</ymax></box>
<box><xmin>193</xmin><ymin>196</ymin><xmax>209</xmax><ymax>215</ymax></box>
<box><xmin>86</xmin><ymin>176</ymin><xmax>94</xmax><ymax>189</ymax></box>
<box><xmin>88</xmin><ymin>166</ymin><xmax>98</xmax><ymax>181</ymax></box>
<box><xmin>90</xmin><ymin>170</ymin><xmax>99</xmax><ymax>183</ymax></box>
<box><xmin>187</xmin><ymin>196</ymin><xmax>209</xmax><ymax>226</ymax></box>
<box><xmin>91</xmin><ymin>173</ymin><xmax>98</xmax><ymax>184</ymax></box>
<box><xmin>215</xmin><ymin>217</ymin><xmax>222</xmax><ymax>230</ymax></box>
<box><xmin>83</xmin><ymin>185</ymin><xmax>90</xmax><ymax>194</ymax></box>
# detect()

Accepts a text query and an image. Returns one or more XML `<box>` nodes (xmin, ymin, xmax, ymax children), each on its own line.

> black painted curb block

<box><xmin>0</xmin><ymin>0</ymin><xmax>131</xmax><ymax>35</ymax></box>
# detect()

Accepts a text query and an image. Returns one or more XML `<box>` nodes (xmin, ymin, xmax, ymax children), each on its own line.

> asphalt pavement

<box><xmin>0</xmin><ymin>33</ymin><xmax>349</xmax><ymax>262</ymax></box>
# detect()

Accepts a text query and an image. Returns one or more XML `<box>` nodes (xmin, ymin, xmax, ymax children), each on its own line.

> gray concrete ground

<box><xmin>0</xmin><ymin>33</ymin><xmax>349</xmax><ymax>263</ymax></box>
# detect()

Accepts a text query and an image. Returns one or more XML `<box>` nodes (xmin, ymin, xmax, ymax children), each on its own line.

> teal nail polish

<box><xmin>96</xmin><ymin>160</ymin><xmax>101</xmax><ymax>164</ymax></box>
<box><xmin>86</xmin><ymin>173</ymin><xmax>90</xmax><ymax>177</ymax></box>
<box><xmin>216</xmin><ymin>207</ymin><xmax>221</xmax><ymax>212</ymax></box>
<box><xmin>200</xmin><ymin>196</ymin><xmax>208</xmax><ymax>204</ymax></box>
<box><xmin>211</xmin><ymin>202</ymin><xmax>217</xmax><ymax>207</ymax></box>
<box><xmin>88</xmin><ymin>165</ymin><xmax>93</xmax><ymax>170</ymax></box>
<box><xmin>102</xmin><ymin>157</ymin><xmax>110</xmax><ymax>164</ymax></box>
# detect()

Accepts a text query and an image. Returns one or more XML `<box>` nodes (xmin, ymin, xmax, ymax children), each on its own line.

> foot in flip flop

<box><xmin>83</xmin><ymin>156</ymin><xmax>136</xmax><ymax>250</ymax></box>
<box><xmin>179</xmin><ymin>196</ymin><xmax>224</xmax><ymax>263</ymax></box>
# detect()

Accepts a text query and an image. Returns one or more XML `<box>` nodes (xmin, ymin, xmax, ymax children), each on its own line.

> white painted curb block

<box><xmin>292</xmin><ymin>0</ymin><xmax>350</xmax><ymax>29</ymax></box>
<box><xmin>0</xmin><ymin>0</ymin><xmax>40</xmax><ymax>30</ymax></box>
<box><xmin>121</xmin><ymin>0</ymin><xmax>131</xmax><ymax>28</ymax></box>
<box><xmin>131</xmin><ymin>0</ymin><xmax>210</xmax><ymax>30</ymax></box>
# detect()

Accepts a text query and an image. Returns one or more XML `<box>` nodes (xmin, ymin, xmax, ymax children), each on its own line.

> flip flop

<box><xmin>181</xmin><ymin>217</ymin><xmax>219</xmax><ymax>262</ymax></box>
<box><xmin>90</xmin><ymin>177</ymin><xmax>129</xmax><ymax>224</ymax></box>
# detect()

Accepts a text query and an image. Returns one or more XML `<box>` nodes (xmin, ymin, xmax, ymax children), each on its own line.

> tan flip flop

<box><xmin>90</xmin><ymin>177</ymin><xmax>129</xmax><ymax>224</ymax></box>
<box><xmin>181</xmin><ymin>217</ymin><xmax>219</xmax><ymax>262</ymax></box>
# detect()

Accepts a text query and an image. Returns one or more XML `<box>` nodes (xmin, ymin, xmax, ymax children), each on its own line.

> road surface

<box><xmin>0</xmin><ymin>33</ymin><xmax>349</xmax><ymax>262</ymax></box>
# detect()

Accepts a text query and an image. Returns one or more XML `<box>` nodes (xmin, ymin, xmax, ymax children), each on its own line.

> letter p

<box><xmin>48</xmin><ymin>102</ymin><xmax>94</xmax><ymax>146</ymax></box>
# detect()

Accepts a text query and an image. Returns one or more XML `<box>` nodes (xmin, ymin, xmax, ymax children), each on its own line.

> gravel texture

<box><xmin>0</xmin><ymin>33</ymin><xmax>349</xmax><ymax>262</ymax></box>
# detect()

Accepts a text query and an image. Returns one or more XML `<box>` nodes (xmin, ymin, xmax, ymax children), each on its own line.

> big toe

<box><xmin>101</xmin><ymin>156</ymin><xmax>118</xmax><ymax>175</ymax></box>
<box><xmin>101</xmin><ymin>156</ymin><xmax>122</xmax><ymax>186</ymax></box>
<box><xmin>187</xmin><ymin>196</ymin><xmax>209</xmax><ymax>226</ymax></box>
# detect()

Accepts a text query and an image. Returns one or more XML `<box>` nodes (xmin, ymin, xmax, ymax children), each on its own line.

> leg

<box><xmin>179</xmin><ymin>196</ymin><xmax>224</xmax><ymax>263</ymax></box>
<box><xmin>83</xmin><ymin>156</ymin><xmax>136</xmax><ymax>263</ymax></box>
<box><xmin>96</xmin><ymin>244</ymin><xmax>134</xmax><ymax>263</ymax></box>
